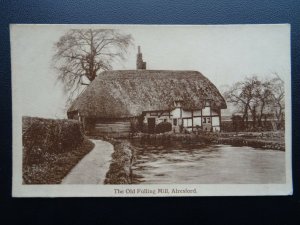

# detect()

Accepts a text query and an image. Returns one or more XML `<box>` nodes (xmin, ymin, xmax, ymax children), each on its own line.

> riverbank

<box><xmin>103</xmin><ymin>137</ymin><xmax>135</xmax><ymax>184</ymax></box>
<box><xmin>215</xmin><ymin>137</ymin><xmax>284</xmax><ymax>151</ymax></box>
<box><xmin>130</xmin><ymin>132</ymin><xmax>217</xmax><ymax>149</ymax></box>
<box><xmin>117</xmin><ymin>131</ymin><xmax>285</xmax><ymax>151</ymax></box>
<box><xmin>215</xmin><ymin>131</ymin><xmax>285</xmax><ymax>151</ymax></box>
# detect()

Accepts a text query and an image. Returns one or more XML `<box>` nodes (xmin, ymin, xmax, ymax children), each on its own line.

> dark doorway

<box><xmin>147</xmin><ymin>118</ymin><xmax>156</xmax><ymax>133</ymax></box>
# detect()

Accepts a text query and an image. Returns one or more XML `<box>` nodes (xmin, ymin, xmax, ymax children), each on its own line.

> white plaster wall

<box><xmin>212</xmin><ymin>117</ymin><xmax>220</xmax><ymax>126</ymax></box>
<box><xmin>193</xmin><ymin>117</ymin><xmax>202</xmax><ymax>126</ymax></box>
<box><xmin>202</xmin><ymin>107</ymin><xmax>211</xmax><ymax>116</ymax></box>
<box><xmin>171</xmin><ymin>108</ymin><xmax>181</xmax><ymax>118</ymax></box>
<box><xmin>182</xmin><ymin>110</ymin><xmax>192</xmax><ymax>117</ymax></box>
<box><xmin>183</xmin><ymin>118</ymin><xmax>192</xmax><ymax>127</ymax></box>
<box><xmin>193</xmin><ymin>110</ymin><xmax>201</xmax><ymax>116</ymax></box>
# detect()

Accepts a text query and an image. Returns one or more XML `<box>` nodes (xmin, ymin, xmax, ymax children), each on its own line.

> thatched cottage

<box><xmin>67</xmin><ymin>47</ymin><xmax>227</xmax><ymax>136</ymax></box>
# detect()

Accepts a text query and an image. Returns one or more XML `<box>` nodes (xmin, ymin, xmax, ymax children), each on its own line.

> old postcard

<box><xmin>11</xmin><ymin>24</ymin><xmax>292</xmax><ymax>197</ymax></box>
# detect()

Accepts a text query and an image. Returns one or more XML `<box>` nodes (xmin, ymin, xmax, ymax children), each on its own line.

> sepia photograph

<box><xmin>11</xmin><ymin>24</ymin><xmax>292</xmax><ymax>197</ymax></box>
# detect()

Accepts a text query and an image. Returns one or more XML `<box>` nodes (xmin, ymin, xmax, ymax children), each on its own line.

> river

<box><xmin>131</xmin><ymin>144</ymin><xmax>285</xmax><ymax>184</ymax></box>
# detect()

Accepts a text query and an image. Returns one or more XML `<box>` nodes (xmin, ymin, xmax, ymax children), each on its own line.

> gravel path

<box><xmin>61</xmin><ymin>139</ymin><xmax>113</xmax><ymax>184</ymax></box>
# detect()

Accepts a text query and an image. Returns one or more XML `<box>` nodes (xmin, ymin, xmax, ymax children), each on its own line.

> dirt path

<box><xmin>61</xmin><ymin>139</ymin><xmax>113</xmax><ymax>184</ymax></box>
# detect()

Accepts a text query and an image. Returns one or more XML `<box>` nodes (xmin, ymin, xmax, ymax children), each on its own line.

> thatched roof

<box><xmin>68</xmin><ymin>70</ymin><xmax>227</xmax><ymax>118</ymax></box>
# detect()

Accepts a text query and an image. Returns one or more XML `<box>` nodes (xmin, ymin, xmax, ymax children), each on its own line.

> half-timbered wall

<box><xmin>202</xmin><ymin>107</ymin><xmax>211</xmax><ymax>116</ymax></box>
<box><xmin>193</xmin><ymin>117</ymin><xmax>202</xmax><ymax>126</ymax></box>
<box><xmin>182</xmin><ymin>110</ymin><xmax>192</xmax><ymax>117</ymax></box>
<box><xmin>144</xmin><ymin>105</ymin><xmax>222</xmax><ymax>132</ymax></box>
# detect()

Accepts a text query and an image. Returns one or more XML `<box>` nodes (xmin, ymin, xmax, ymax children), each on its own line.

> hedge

<box><xmin>155</xmin><ymin>121</ymin><xmax>172</xmax><ymax>134</ymax></box>
<box><xmin>23</xmin><ymin>116</ymin><xmax>84</xmax><ymax>165</ymax></box>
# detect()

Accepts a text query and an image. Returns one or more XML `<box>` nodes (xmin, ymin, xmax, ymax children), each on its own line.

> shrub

<box><xmin>141</xmin><ymin>123</ymin><xmax>148</xmax><ymax>133</ymax></box>
<box><xmin>155</xmin><ymin>122</ymin><xmax>172</xmax><ymax>134</ymax></box>
<box><xmin>22</xmin><ymin>116</ymin><xmax>84</xmax><ymax>165</ymax></box>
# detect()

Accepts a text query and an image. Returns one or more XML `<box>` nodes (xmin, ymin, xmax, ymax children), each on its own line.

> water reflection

<box><xmin>131</xmin><ymin>144</ymin><xmax>285</xmax><ymax>184</ymax></box>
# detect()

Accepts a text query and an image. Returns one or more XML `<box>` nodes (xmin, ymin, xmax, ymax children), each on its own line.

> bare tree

<box><xmin>224</xmin><ymin>74</ymin><xmax>285</xmax><ymax>131</ymax></box>
<box><xmin>241</xmin><ymin>76</ymin><xmax>261</xmax><ymax>129</ymax></box>
<box><xmin>269</xmin><ymin>73</ymin><xmax>285</xmax><ymax>129</ymax></box>
<box><xmin>224</xmin><ymin>76</ymin><xmax>260</xmax><ymax>129</ymax></box>
<box><xmin>255</xmin><ymin>80</ymin><xmax>273</xmax><ymax>127</ymax></box>
<box><xmin>53</xmin><ymin>29</ymin><xmax>134</xmax><ymax>103</ymax></box>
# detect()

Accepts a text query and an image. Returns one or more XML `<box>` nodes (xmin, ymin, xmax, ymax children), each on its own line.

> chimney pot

<box><xmin>136</xmin><ymin>46</ymin><xmax>146</xmax><ymax>70</ymax></box>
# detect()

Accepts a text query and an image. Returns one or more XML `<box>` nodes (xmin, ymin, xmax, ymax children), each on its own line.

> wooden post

<box><xmin>219</xmin><ymin>109</ymin><xmax>222</xmax><ymax>132</ymax></box>
<box><xmin>201</xmin><ymin>108</ymin><xmax>203</xmax><ymax>131</ymax></box>
<box><xmin>191</xmin><ymin>110</ymin><xmax>194</xmax><ymax>132</ymax></box>
<box><xmin>209</xmin><ymin>101</ymin><xmax>212</xmax><ymax>132</ymax></box>
<box><xmin>82</xmin><ymin>117</ymin><xmax>86</xmax><ymax>133</ymax></box>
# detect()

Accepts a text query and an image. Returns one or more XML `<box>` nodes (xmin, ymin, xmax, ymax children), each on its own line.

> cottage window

<box><xmin>173</xmin><ymin>119</ymin><xmax>177</xmax><ymax>126</ymax></box>
<box><xmin>203</xmin><ymin>117</ymin><xmax>211</xmax><ymax>124</ymax></box>
<box><xmin>150</xmin><ymin>112</ymin><xmax>158</xmax><ymax>116</ymax></box>
<box><xmin>205</xmin><ymin>100</ymin><xmax>211</xmax><ymax>107</ymax></box>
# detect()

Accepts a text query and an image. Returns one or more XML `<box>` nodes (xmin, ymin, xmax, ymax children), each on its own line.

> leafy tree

<box><xmin>53</xmin><ymin>29</ymin><xmax>134</xmax><ymax>102</ymax></box>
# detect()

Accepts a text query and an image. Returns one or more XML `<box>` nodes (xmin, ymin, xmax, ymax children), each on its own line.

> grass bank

<box><xmin>132</xmin><ymin>132</ymin><xmax>217</xmax><ymax>148</ymax></box>
<box><xmin>215</xmin><ymin>131</ymin><xmax>285</xmax><ymax>151</ymax></box>
<box><xmin>23</xmin><ymin>116</ymin><xmax>95</xmax><ymax>184</ymax></box>
<box><xmin>215</xmin><ymin>137</ymin><xmax>285</xmax><ymax>151</ymax></box>
<box><xmin>103</xmin><ymin>137</ymin><xmax>135</xmax><ymax>184</ymax></box>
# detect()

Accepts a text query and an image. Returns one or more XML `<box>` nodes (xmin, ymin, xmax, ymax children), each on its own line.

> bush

<box><xmin>155</xmin><ymin>122</ymin><xmax>172</xmax><ymax>134</ymax></box>
<box><xmin>140</xmin><ymin>122</ymin><xmax>148</xmax><ymax>133</ymax></box>
<box><xmin>104</xmin><ymin>140</ymin><xmax>133</xmax><ymax>184</ymax></box>
<box><xmin>23</xmin><ymin>116</ymin><xmax>84</xmax><ymax>165</ymax></box>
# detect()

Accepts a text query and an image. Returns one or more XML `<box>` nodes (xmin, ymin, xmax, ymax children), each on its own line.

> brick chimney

<box><xmin>136</xmin><ymin>46</ymin><xmax>146</xmax><ymax>69</ymax></box>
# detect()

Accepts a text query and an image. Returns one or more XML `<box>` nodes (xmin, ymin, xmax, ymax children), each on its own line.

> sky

<box><xmin>11</xmin><ymin>24</ymin><xmax>290</xmax><ymax>118</ymax></box>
